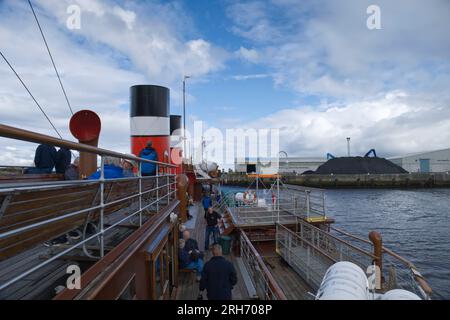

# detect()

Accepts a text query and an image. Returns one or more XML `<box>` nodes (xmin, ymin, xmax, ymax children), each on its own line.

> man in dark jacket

<box><xmin>183</xmin><ymin>231</ymin><xmax>202</xmax><ymax>256</ymax></box>
<box><xmin>139</xmin><ymin>141</ymin><xmax>158</xmax><ymax>176</ymax></box>
<box><xmin>25</xmin><ymin>144</ymin><xmax>57</xmax><ymax>174</ymax></box>
<box><xmin>179</xmin><ymin>239</ymin><xmax>203</xmax><ymax>281</ymax></box>
<box><xmin>55</xmin><ymin>147</ymin><xmax>72</xmax><ymax>174</ymax></box>
<box><xmin>204</xmin><ymin>207</ymin><xmax>221</xmax><ymax>250</ymax></box>
<box><xmin>202</xmin><ymin>193</ymin><xmax>212</xmax><ymax>218</ymax></box>
<box><xmin>199</xmin><ymin>244</ymin><xmax>237</xmax><ymax>300</ymax></box>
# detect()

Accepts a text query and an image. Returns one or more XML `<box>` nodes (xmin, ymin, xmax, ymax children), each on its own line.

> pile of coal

<box><xmin>314</xmin><ymin>157</ymin><xmax>408</xmax><ymax>174</ymax></box>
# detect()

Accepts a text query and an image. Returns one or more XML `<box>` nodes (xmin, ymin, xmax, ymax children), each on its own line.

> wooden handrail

<box><xmin>241</xmin><ymin>231</ymin><xmax>287</xmax><ymax>300</ymax></box>
<box><xmin>328</xmin><ymin>226</ymin><xmax>433</xmax><ymax>297</ymax></box>
<box><xmin>0</xmin><ymin>124</ymin><xmax>176</xmax><ymax>167</ymax></box>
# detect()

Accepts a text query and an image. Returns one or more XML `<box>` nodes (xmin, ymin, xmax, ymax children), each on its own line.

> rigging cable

<box><xmin>0</xmin><ymin>50</ymin><xmax>63</xmax><ymax>140</ymax></box>
<box><xmin>28</xmin><ymin>0</ymin><xmax>74</xmax><ymax>116</ymax></box>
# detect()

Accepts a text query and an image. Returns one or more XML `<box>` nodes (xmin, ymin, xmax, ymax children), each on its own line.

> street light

<box><xmin>346</xmin><ymin>137</ymin><xmax>351</xmax><ymax>157</ymax></box>
<box><xmin>183</xmin><ymin>75</ymin><xmax>191</xmax><ymax>159</ymax></box>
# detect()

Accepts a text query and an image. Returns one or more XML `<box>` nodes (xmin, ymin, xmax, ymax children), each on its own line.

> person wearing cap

<box><xmin>139</xmin><ymin>141</ymin><xmax>158</xmax><ymax>176</ymax></box>
<box><xmin>122</xmin><ymin>158</ymin><xmax>136</xmax><ymax>177</ymax></box>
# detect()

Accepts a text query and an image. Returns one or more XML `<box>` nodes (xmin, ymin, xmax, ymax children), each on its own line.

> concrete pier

<box><xmin>222</xmin><ymin>172</ymin><xmax>450</xmax><ymax>188</ymax></box>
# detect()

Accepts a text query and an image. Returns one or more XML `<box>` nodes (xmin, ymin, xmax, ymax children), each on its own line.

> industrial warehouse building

<box><xmin>388</xmin><ymin>148</ymin><xmax>450</xmax><ymax>173</ymax></box>
<box><xmin>234</xmin><ymin>157</ymin><xmax>326</xmax><ymax>174</ymax></box>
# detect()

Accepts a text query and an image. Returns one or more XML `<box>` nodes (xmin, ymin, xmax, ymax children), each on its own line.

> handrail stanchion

<box><xmin>99</xmin><ymin>156</ymin><xmax>105</xmax><ymax>258</ymax></box>
<box><xmin>167</xmin><ymin>167</ymin><xmax>170</xmax><ymax>203</ymax></box>
<box><xmin>138</xmin><ymin>161</ymin><xmax>143</xmax><ymax>227</ymax></box>
<box><xmin>306</xmin><ymin>190</ymin><xmax>311</xmax><ymax>220</ymax></box>
<box><xmin>0</xmin><ymin>123</ymin><xmax>180</xmax><ymax>293</ymax></box>
<box><xmin>156</xmin><ymin>165</ymin><xmax>159</xmax><ymax>212</ymax></box>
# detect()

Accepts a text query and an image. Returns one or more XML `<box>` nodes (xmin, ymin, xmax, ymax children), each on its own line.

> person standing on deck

<box><xmin>139</xmin><ymin>141</ymin><xmax>158</xmax><ymax>176</ymax></box>
<box><xmin>202</xmin><ymin>193</ymin><xmax>212</xmax><ymax>218</ymax></box>
<box><xmin>25</xmin><ymin>144</ymin><xmax>57</xmax><ymax>174</ymax></box>
<box><xmin>204</xmin><ymin>207</ymin><xmax>221</xmax><ymax>251</ymax></box>
<box><xmin>199</xmin><ymin>244</ymin><xmax>237</xmax><ymax>300</ymax></box>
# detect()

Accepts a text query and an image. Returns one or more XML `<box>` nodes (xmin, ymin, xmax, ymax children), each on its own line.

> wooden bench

<box><xmin>0</xmin><ymin>174</ymin><xmax>64</xmax><ymax>184</ymax></box>
<box><xmin>0</xmin><ymin>178</ymin><xmax>159</xmax><ymax>260</ymax></box>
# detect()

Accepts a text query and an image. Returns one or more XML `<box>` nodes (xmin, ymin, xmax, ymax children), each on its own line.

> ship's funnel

<box><xmin>130</xmin><ymin>85</ymin><xmax>170</xmax><ymax>166</ymax></box>
<box><xmin>70</xmin><ymin>110</ymin><xmax>101</xmax><ymax>179</ymax></box>
<box><xmin>170</xmin><ymin>115</ymin><xmax>183</xmax><ymax>173</ymax></box>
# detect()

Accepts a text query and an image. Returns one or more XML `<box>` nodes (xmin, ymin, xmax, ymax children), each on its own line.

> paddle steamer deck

<box><xmin>175</xmin><ymin>203</ymin><xmax>250</xmax><ymax>300</ymax></box>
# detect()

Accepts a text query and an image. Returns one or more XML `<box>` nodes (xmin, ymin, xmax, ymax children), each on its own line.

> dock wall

<box><xmin>222</xmin><ymin>172</ymin><xmax>450</xmax><ymax>188</ymax></box>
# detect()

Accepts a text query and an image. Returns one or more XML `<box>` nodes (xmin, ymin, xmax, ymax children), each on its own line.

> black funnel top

<box><xmin>170</xmin><ymin>115</ymin><xmax>182</xmax><ymax>135</ymax></box>
<box><xmin>130</xmin><ymin>85</ymin><xmax>170</xmax><ymax>118</ymax></box>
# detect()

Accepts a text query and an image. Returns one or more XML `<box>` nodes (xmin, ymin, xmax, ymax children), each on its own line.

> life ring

<box><xmin>243</xmin><ymin>191</ymin><xmax>256</xmax><ymax>204</ymax></box>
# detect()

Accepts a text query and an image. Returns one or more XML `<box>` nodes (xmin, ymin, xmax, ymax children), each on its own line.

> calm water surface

<box><xmin>325</xmin><ymin>188</ymin><xmax>450</xmax><ymax>299</ymax></box>
<box><xmin>222</xmin><ymin>186</ymin><xmax>450</xmax><ymax>299</ymax></box>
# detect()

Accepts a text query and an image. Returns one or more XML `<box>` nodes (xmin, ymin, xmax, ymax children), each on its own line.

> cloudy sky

<box><xmin>0</xmin><ymin>0</ymin><xmax>449</xmax><ymax>166</ymax></box>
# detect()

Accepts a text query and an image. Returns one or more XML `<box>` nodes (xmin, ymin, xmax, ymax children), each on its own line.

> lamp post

<box><xmin>183</xmin><ymin>75</ymin><xmax>190</xmax><ymax>159</ymax></box>
<box><xmin>346</xmin><ymin>137</ymin><xmax>351</xmax><ymax>157</ymax></box>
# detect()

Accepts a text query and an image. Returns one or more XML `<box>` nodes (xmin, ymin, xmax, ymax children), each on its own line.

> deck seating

<box><xmin>0</xmin><ymin>178</ymin><xmax>161</xmax><ymax>260</ymax></box>
<box><xmin>0</xmin><ymin>173</ymin><xmax>64</xmax><ymax>184</ymax></box>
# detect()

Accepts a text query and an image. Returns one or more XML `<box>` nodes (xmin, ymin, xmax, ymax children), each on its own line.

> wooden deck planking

<box><xmin>176</xmin><ymin>203</ymin><xmax>249</xmax><ymax>300</ymax></box>
<box><xmin>0</xmin><ymin>213</ymin><xmax>137</xmax><ymax>300</ymax></box>
<box><xmin>263</xmin><ymin>256</ymin><xmax>314</xmax><ymax>300</ymax></box>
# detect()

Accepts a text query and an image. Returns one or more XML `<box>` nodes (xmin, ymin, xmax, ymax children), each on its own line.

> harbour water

<box><xmin>325</xmin><ymin>188</ymin><xmax>450</xmax><ymax>300</ymax></box>
<box><xmin>221</xmin><ymin>185</ymin><xmax>450</xmax><ymax>299</ymax></box>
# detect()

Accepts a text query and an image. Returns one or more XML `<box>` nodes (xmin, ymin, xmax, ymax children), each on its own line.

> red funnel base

<box><xmin>131</xmin><ymin>136</ymin><xmax>170</xmax><ymax>166</ymax></box>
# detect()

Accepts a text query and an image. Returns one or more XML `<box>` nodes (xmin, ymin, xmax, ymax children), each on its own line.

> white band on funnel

<box><xmin>131</xmin><ymin>116</ymin><xmax>170</xmax><ymax>136</ymax></box>
<box><xmin>170</xmin><ymin>135</ymin><xmax>183</xmax><ymax>148</ymax></box>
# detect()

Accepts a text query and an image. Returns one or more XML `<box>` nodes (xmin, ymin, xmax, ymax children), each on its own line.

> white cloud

<box><xmin>244</xmin><ymin>91</ymin><xmax>450</xmax><ymax>158</ymax></box>
<box><xmin>0</xmin><ymin>0</ymin><xmax>228</xmax><ymax>165</ymax></box>
<box><xmin>231</xmin><ymin>74</ymin><xmax>269</xmax><ymax>81</ymax></box>
<box><xmin>223</xmin><ymin>0</ymin><xmax>450</xmax><ymax>158</ymax></box>
<box><xmin>227</xmin><ymin>0</ymin><xmax>450</xmax><ymax>101</ymax></box>
<box><xmin>235</xmin><ymin>46</ymin><xmax>260</xmax><ymax>63</ymax></box>
<box><xmin>112</xmin><ymin>6</ymin><xmax>136</xmax><ymax>30</ymax></box>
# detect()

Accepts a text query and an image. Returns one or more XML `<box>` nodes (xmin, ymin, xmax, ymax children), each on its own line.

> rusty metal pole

<box><xmin>176</xmin><ymin>174</ymin><xmax>189</xmax><ymax>222</ymax></box>
<box><xmin>369</xmin><ymin>231</ymin><xmax>383</xmax><ymax>273</ymax></box>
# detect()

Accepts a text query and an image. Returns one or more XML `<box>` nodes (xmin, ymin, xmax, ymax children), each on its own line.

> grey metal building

<box><xmin>234</xmin><ymin>157</ymin><xmax>326</xmax><ymax>174</ymax></box>
<box><xmin>388</xmin><ymin>148</ymin><xmax>450</xmax><ymax>173</ymax></box>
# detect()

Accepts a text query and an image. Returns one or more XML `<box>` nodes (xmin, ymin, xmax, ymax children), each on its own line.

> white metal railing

<box><xmin>276</xmin><ymin>222</ymin><xmax>432</xmax><ymax>299</ymax></box>
<box><xmin>221</xmin><ymin>184</ymin><xmax>326</xmax><ymax>226</ymax></box>
<box><xmin>240</xmin><ymin>231</ymin><xmax>287</xmax><ymax>300</ymax></box>
<box><xmin>0</xmin><ymin>124</ymin><xmax>178</xmax><ymax>294</ymax></box>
